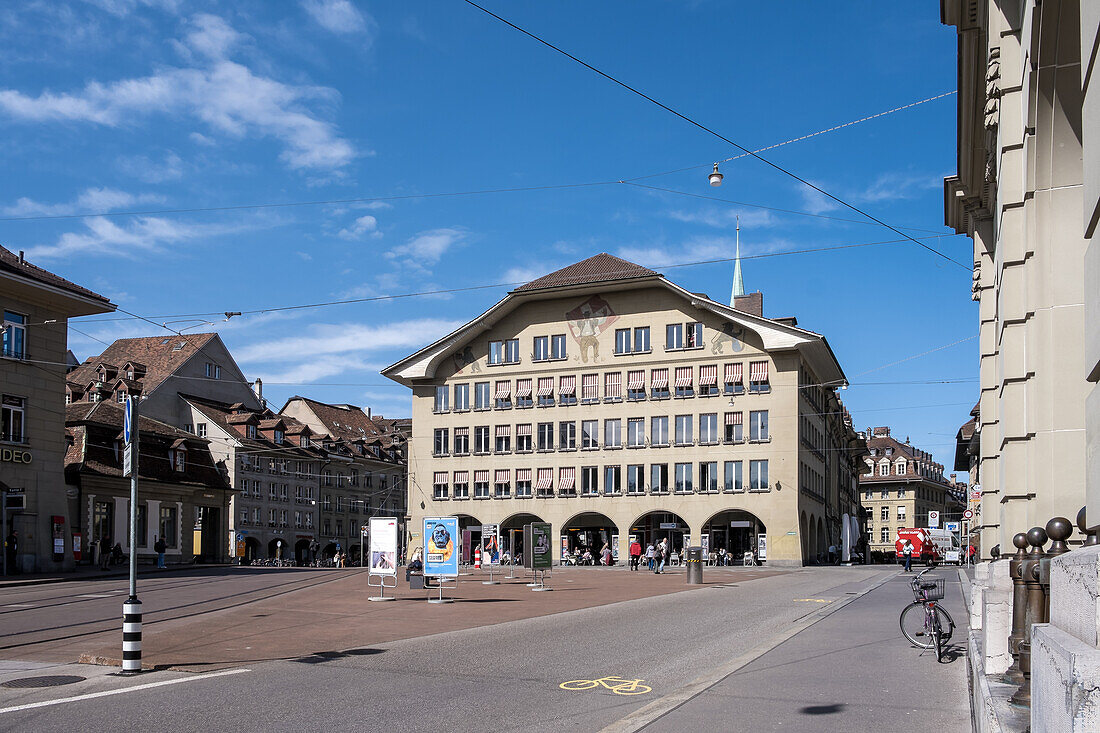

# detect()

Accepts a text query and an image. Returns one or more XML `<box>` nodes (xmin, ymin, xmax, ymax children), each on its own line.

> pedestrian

<box><xmin>99</xmin><ymin>535</ymin><xmax>111</xmax><ymax>570</ymax></box>
<box><xmin>154</xmin><ymin>535</ymin><xmax>167</xmax><ymax>568</ymax></box>
<box><xmin>4</xmin><ymin>530</ymin><xmax>17</xmax><ymax>575</ymax></box>
<box><xmin>601</xmin><ymin>544</ymin><xmax>611</xmax><ymax>566</ymax></box>
<box><xmin>653</xmin><ymin>541</ymin><xmax>666</xmax><ymax>574</ymax></box>
<box><xmin>645</xmin><ymin>543</ymin><xmax>655</xmax><ymax>571</ymax></box>
<box><xmin>902</xmin><ymin>540</ymin><xmax>914</xmax><ymax>572</ymax></box>
<box><xmin>628</xmin><ymin>538</ymin><xmax>642</xmax><ymax>571</ymax></box>
<box><xmin>828</xmin><ymin>543</ymin><xmax>837</xmax><ymax>565</ymax></box>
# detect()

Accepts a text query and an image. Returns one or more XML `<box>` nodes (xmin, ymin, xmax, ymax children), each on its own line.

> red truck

<box><xmin>894</xmin><ymin>528</ymin><xmax>951</xmax><ymax>567</ymax></box>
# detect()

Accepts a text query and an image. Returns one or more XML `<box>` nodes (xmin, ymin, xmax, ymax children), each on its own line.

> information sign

<box><xmin>659</xmin><ymin>522</ymin><xmax>677</xmax><ymax>530</ymax></box>
<box><xmin>611</xmin><ymin>534</ymin><xmax>619</xmax><ymax>560</ymax></box>
<box><xmin>928</xmin><ymin>511</ymin><xmax>941</xmax><ymax>528</ymax></box>
<box><xmin>423</xmin><ymin>516</ymin><xmax>459</xmax><ymax>578</ymax></box>
<box><xmin>701</xmin><ymin>534</ymin><xmax>710</xmax><ymax>557</ymax></box>
<box><xmin>757</xmin><ymin>534</ymin><xmax>768</xmax><ymax>561</ymax></box>
<box><xmin>481</xmin><ymin>523</ymin><xmax>500</xmax><ymax>565</ymax></box>
<box><xmin>530</xmin><ymin>522</ymin><xmax>552</xmax><ymax>569</ymax></box>
<box><xmin>945</xmin><ymin>521</ymin><xmax>961</xmax><ymax>533</ymax></box>
<box><xmin>369</xmin><ymin>517</ymin><xmax>398</xmax><ymax>576</ymax></box>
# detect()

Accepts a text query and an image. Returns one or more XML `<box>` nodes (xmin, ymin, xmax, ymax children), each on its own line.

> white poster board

<box><xmin>368</xmin><ymin>517</ymin><xmax>398</xmax><ymax>576</ymax></box>
<box><xmin>757</xmin><ymin>533</ymin><xmax>768</xmax><ymax>561</ymax></box>
<box><xmin>928</xmin><ymin>511</ymin><xmax>940</xmax><ymax>529</ymax></box>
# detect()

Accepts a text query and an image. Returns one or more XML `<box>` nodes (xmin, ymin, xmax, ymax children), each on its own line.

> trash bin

<box><xmin>686</xmin><ymin>546</ymin><xmax>703</xmax><ymax>584</ymax></box>
<box><xmin>409</xmin><ymin>572</ymin><xmax>425</xmax><ymax>590</ymax></box>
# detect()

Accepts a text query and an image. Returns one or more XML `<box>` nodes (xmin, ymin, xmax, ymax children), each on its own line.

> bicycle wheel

<box><xmin>934</xmin><ymin>605</ymin><xmax>955</xmax><ymax>643</ymax></box>
<box><xmin>560</xmin><ymin>679</ymin><xmax>598</xmax><ymax>691</ymax></box>
<box><xmin>900</xmin><ymin>603</ymin><xmax>954</xmax><ymax>648</ymax></box>
<box><xmin>931</xmin><ymin>612</ymin><xmax>944</xmax><ymax>662</ymax></box>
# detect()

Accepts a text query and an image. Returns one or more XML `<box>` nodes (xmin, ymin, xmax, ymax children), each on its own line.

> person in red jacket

<box><xmin>628</xmin><ymin>539</ymin><xmax>642</xmax><ymax>571</ymax></box>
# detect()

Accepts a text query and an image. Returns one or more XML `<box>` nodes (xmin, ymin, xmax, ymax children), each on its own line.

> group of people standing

<box><xmin>627</xmin><ymin>538</ymin><xmax>670</xmax><ymax>573</ymax></box>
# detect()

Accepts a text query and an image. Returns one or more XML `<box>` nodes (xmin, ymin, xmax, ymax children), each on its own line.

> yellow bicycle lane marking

<box><xmin>793</xmin><ymin>598</ymin><xmax>833</xmax><ymax>603</ymax></box>
<box><xmin>560</xmin><ymin>676</ymin><xmax>652</xmax><ymax>695</ymax></box>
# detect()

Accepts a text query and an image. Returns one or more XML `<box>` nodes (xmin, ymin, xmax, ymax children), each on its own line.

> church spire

<box><xmin>730</xmin><ymin>216</ymin><xmax>745</xmax><ymax>304</ymax></box>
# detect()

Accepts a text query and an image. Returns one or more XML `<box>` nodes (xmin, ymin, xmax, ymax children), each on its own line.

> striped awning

<box><xmin>725</xmin><ymin>411</ymin><xmax>743</xmax><ymax>425</ymax></box>
<box><xmin>628</xmin><ymin>370</ymin><xmax>645</xmax><ymax>389</ymax></box>
<box><xmin>517</xmin><ymin>423</ymin><xmax>532</xmax><ymax>436</ymax></box>
<box><xmin>495</xmin><ymin>380</ymin><xmax>511</xmax><ymax>399</ymax></box>
<box><xmin>495</xmin><ymin>425</ymin><xmax>510</xmax><ymax>437</ymax></box>
<box><xmin>455</xmin><ymin>426</ymin><xmax>469</xmax><ymax>437</ymax></box>
<box><xmin>535</xmin><ymin>470</ymin><xmax>553</xmax><ymax>490</ymax></box>
<box><xmin>700</xmin><ymin>364</ymin><xmax>718</xmax><ymax>386</ymax></box>
<box><xmin>516</xmin><ymin>468</ymin><xmax>532</xmax><ymax>482</ymax></box>
<box><xmin>516</xmin><ymin>378</ymin><xmax>533</xmax><ymax>398</ymax></box>
<box><xmin>725</xmin><ymin>362</ymin><xmax>743</xmax><ymax>384</ymax></box>
<box><xmin>581</xmin><ymin>374</ymin><xmax>598</xmax><ymax>400</ymax></box>
<box><xmin>674</xmin><ymin>366</ymin><xmax>693</xmax><ymax>388</ymax></box>
<box><xmin>433</xmin><ymin>471</ymin><xmax>448</xmax><ymax>484</ymax></box>
<box><xmin>651</xmin><ymin>369</ymin><xmax>668</xmax><ymax>389</ymax></box>
<box><xmin>453</xmin><ymin>471</ymin><xmax>469</xmax><ymax>484</ymax></box>
<box><xmin>537</xmin><ymin>378</ymin><xmax>554</xmax><ymax>397</ymax></box>
<box><xmin>750</xmin><ymin>361</ymin><xmax>768</xmax><ymax>381</ymax></box>
<box><xmin>559</xmin><ymin>375</ymin><xmax>576</xmax><ymax>395</ymax></box>
<box><xmin>558</xmin><ymin>467</ymin><xmax>576</xmax><ymax>490</ymax></box>
<box><xmin>494</xmin><ymin>469</ymin><xmax>510</xmax><ymax>484</ymax></box>
<box><xmin>605</xmin><ymin>372</ymin><xmax>622</xmax><ymax>397</ymax></box>
<box><xmin>474</xmin><ymin>470</ymin><xmax>489</xmax><ymax>483</ymax></box>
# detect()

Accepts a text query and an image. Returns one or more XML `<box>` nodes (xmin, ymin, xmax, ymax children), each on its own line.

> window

<box><xmin>537</xmin><ymin>377</ymin><xmax>554</xmax><ymax>407</ymax></box>
<box><xmin>173</xmin><ymin>447</ymin><xmax>187</xmax><ymax>472</ymax></box>
<box><xmin>627</xmin><ymin>370</ymin><xmax>646</xmax><ymax>401</ymax></box>
<box><xmin>558</xmin><ymin>467</ymin><xmax>576</xmax><ymax>497</ymax></box>
<box><xmin>604</xmin><ymin>372</ymin><xmax>622</xmax><ymax>402</ymax></box>
<box><xmin>2</xmin><ymin>311</ymin><xmax>27</xmax><ymax>359</ymax></box>
<box><xmin>700</xmin><ymin>461</ymin><xmax>718</xmax><ymax>493</ymax></box>
<box><xmin>627</xmin><ymin>465</ymin><xmax>644</xmax><ymax>495</ymax></box>
<box><xmin>453</xmin><ymin>471</ymin><xmax>469</xmax><ymax>499</ymax></box>
<box><xmin>699</xmin><ymin>413</ymin><xmax>718</xmax><ymax>444</ymax></box>
<box><xmin>454</xmin><ymin>427</ymin><xmax>469</xmax><ymax>455</ymax></box>
<box><xmin>697</xmin><ymin>365</ymin><xmax>718</xmax><ymax>397</ymax></box>
<box><xmin>434</xmin><ymin>386</ymin><xmax>450</xmax><ymax>413</ymax></box>
<box><xmin>196</xmin><ymin>423</ymin><xmax>207</xmax><ymax>438</ymax></box>
<box><xmin>495</xmin><ymin>425</ymin><xmax>511</xmax><ymax>453</ymax></box>
<box><xmin>749</xmin><ymin>411</ymin><xmax>769</xmax><ymax>441</ymax></box>
<box><xmin>336</xmin><ymin>520</ymin><xmax>343</xmax><ymax>536</ymax></box>
<box><xmin>581</xmin><ymin>374</ymin><xmax>598</xmax><ymax>403</ymax></box>
<box><xmin>674</xmin><ymin>366</ymin><xmax>694</xmax><ymax>398</ymax></box>
<box><xmin>881</xmin><ymin>506</ymin><xmax>889</xmax><ymax>521</ymax></box>
<box><xmin>897</xmin><ymin>506</ymin><xmax>907</xmax><ymax>521</ymax></box>
<box><xmin>879</xmin><ymin>461</ymin><xmax>889</xmax><ymax>477</ymax></box>
<box><xmin>494</xmin><ymin>469</ymin><xmax>510</xmax><ymax>498</ymax></box>
<box><xmin>253</xmin><ymin>507</ymin><xmax>261</xmax><ymax>524</ymax></box>
<box><xmin>515</xmin><ymin>378</ymin><xmax>533</xmax><ymax>408</ymax></box>
<box><xmin>536</xmin><ymin>468</ymin><xmax>553</xmax><ymax>498</ymax></box>
<box><xmin>323</xmin><ymin>471</ymin><xmax>333</xmax><ymax>487</ymax></box>
<box><xmin>295</xmin><ymin>511</ymin><xmax>302</xmax><ymax>528</ymax></box>
<box><xmin>454</xmin><ymin>384</ymin><xmax>470</xmax><ymax>412</ymax></box>
<box><xmin>488</xmin><ymin>339</ymin><xmax>520</xmax><ymax>365</ymax></box>
<box><xmin>615</xmin><ymin>328</ymin><xmax>631</xmax><ymax>355</ymax></box>
<box><xmin>537</xmin><ymin>422</ymin><xmax>554</xmax><ymax>451</ymax></box>
<box><xmin>434</xmin><ymin>428</ymin><xmax>449</xmax><ymax>456</ymax></box>
<box><xmin>159</xmin><ymin>506</ymin><xmax>177</xmax><ymax>547</ymax></box>
<box><xmin>475</xmin><ymin>471</ymin><xmax>495</xmax><ymax>500</ymax></box>
<box><xmin>551</xmin><ymin>334</ymin><xmax>567</xmax><ymax>360</ymax></box>
<box><xmin>666</xmin><ymin>323</ymin><xmax>682</xmax><ymax>350</ymax></box>
<box><xmin>1</xmin><ymin>395</ymin><xmax>25</xmax><ymax>443</ymax></box>
<box><xmin>898</xmin><ymin>489</ymin><xmax>907</xmax><ymax>498</ymax></box>
<box><xmin>533</xmin><ymin>335</ymin><xmax>549</xmax><ymax>361</ymax></box>
<box><xmin>634</xmin><ymin>326</ymin><xmax>650</xmax><ymax>353</ymax></box>
<box><xmin>559</xmin><ymin>376</ymin><xmax>577</xmax><ymax>406</ymax></box>
<box><xmin>895</xmin><ymin>461</ymin><xmax>906</xmax><ymax>476</ymax></box>
<box><xmin>475</xmin><ymin>382</ymin><xmax>491</xmax><ymax>410</ymax></box>
<box><xmin>337</xmin><ymin>496</ymin><xmax>346</xmax><ymax>512</ymax></box>
<box><xmin>674</xmin><ymin>414</ymin><xmax>693</xmax><ymax>446</ymax></box>
<box><xmin>675</xmin><ymin>463</ymin><xmax>693</xmax><ymax>493</ymax></box>
<box><xmin>615</xmin><ymin>327</ymin><xmax>650</xmax><ymax>355</ymax></box>
<box><xmin>627</xmin><ymin>418</ymin><xmax>645</xmax><ymax>447</ymax></box>
<box><xmin>881</xmin><ymin>527</ymin><xmax>891</xmax><ymax>544</ymax></box>
<box><xmin>515</xmin><ymin>468</ymin><xmax>533</xmax><ymax>498</ymax></box>
<box><xmin>273</xmin><ymin>429</ymin><xmax>284</xmax><ymax>445</ymax></box>
<box><xmin>724</xmin><ymin>363</ymin><xmax>744</xmax><ymax>395</ymax></box>
<box><xmin>495</xmin><ymin>380</ymin><xmax>512</xmax><ymax>409</ymax></box>
<box><xmin>604</xmin><ymin>419</ymin><xmax>622</xmax><ymax>448</ymax></box>
<box><xmin>748</xmin><ymin>361</ymin><xmax>770</xmax><ymax>393</ymax></box>
<box><xmin>474</xmin><ymin>426</ymin><xmax>491</xmax><ymax>454</ymax></box>
<box><xmin>580</xmin><ymin>466</ymin><xmax>598</xmax><ymax>496</ymax></box>
<box><xmin>204</xmin><ymin>362</ymin><xmax>221</xmax><ymax>378</ymax></box>
<box><xmin>559</xmin><ymin>421</ymin><xmax>576</xmax><ymax>450</ymax></box>
<box><xmin>724</xmin><ymin>461</ymin><xmax>743</xmax><ymax>492</ymax></box>
<box><xmin>650</xmin><ymin>463</ymin><xmax>669</xmax><ymax>494</ymax></box>
<box><xmin>604</xmin><ymin>465</ymin><xmax>621</xmax><ymax>495</ymax></box>
<box><xmin>581</xmin><ymin>420</ymin><xmax>599</xmax><ymax>449</ymax></box>
<box><xmin>651</xmin><ymin>416</ymin><xmax>669</xmax><ymax>446</ymax></box>
<box><xmin>880</xmin><ymin>489</ymin><xmax>888</xmax><ymax>499</ymax></box>
<box><xmin>749</xmin><ymin>460</ymin><xmax>769</xmax><ymax>491</ymax></box>
<box><xmin>516</xmin><ymin>424</ymin><xmax>532</xmax><ymax>452</ymax></box>
<box><xmin>650</xmin><ymin>368</ymin><xmax>669</xmax><ymax>399</ymax></box>
<box><xmin>666</xmin><ymin>322</ymin><xmax>703</xmax><ymax>350</ymax></box>
<box><xmin>247</xmin><ymin>424</ymin><xmax>257</xmax><ymax>439</ymax></box>
<box><xmin>116</xmin><ymin>391</ymin><xmax>125</xmax><ymax>403</ymax></box>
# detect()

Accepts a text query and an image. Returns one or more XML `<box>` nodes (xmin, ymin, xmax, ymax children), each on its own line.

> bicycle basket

<box><xmin>913</xmin><ymin>577</ymin><xmax>945</xmax><ymax>601</ymax></box>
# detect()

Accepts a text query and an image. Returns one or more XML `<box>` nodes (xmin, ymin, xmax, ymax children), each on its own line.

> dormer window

<box><xmin>300</xmin><ymin>435</ymin><xmax>310</xmax><ymax>447</ymax></box>
<box><xmin>246</xmin><ymin>424</ymin><xmax>257</xmax><ymax>439</ymax></box>
<box><xmin>274</xmin><ymin>429</ymin><xmax>284</xmax><ymax>445</ymax></box>
<box><xmin>885</xmin><ymin>447</ymin><xmax>894</xmax><ymax>456</ymax></box>
<box><xmin>204</xmin><ymin>363</ymin><xmax>221</xmax><ymax>379</ymax></box>
<box><xmin>116</xmin><ymin>391</ymin><xmax>126</xmax><ymax>403</ymax></box>
<box><xmin>173</xmin><ymin>446</ymin><xmax>187</xmax><ymax>472</ymax></box>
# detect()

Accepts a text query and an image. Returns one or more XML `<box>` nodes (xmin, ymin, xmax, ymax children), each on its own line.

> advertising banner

<box><xmin>701</xmin><ymin>534</ymin><xmax>710</xmax><ymax>557</ymax></box>
<box><xmin>611</xmin><ymin>534</ymin><xmax>619</xmax><ymax>560</ymax></box>
<box><xmin>481</xmin><ymin>523</ymin><xmax>500</xmax><ymax>565</ymax></box>
<box><xmin>757</xmin><ymin>533</ymin><xmax>768</xmax><ymax>561</ymax></box>
<box><xmin>423</xmin><ymin>516</ymin><xmax>459</xmax><ymax>578</ymax></box>
<box><xmin>461</xmin><ymin>529</ymin><xmax>472</xmax><ymax>564</ymax></box>
<box><xmin>369</xmin><ymin>517</ymin><xmax>398</xmax><ymax>576</ymax></box>
<box><xmin>523</xmin><ymin>524</ymin><xmax>533</xmax><ymax>570</ymax></box>
<box><xmin>531</xmin><ymin>522</ymin><xmax>553</xmax><ymax>569</ymax></box>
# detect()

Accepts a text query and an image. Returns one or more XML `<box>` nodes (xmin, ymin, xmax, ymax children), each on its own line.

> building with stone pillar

<box><xmin>383</xmin><ymin>253</ymin><xmax>865</xmax><ymax>567</ymax></box>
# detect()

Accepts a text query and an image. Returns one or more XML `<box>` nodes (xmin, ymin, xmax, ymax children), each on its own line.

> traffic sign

<box><xmin>963</xmin><ymin>509</ymin><xmax>973</xmax><ymax>520</ymax></box>
<box><xmin>122</xmin><ymin>443</ymin><xmax>133</xmax><ymax>478</ymax></box>
<box><xmin>945</xmin><ymin>521</ymin><xmax>961</xmax><ymax>533</ymax></box>
<box><xmin>123</xmin><ymin>396</ymin><xmax>134</xmax><ymax>443</ymax></box>
<box><xmin>928</xmin><ymin>511</ymin><xmax>940</xmax><ymax>528</ymax></box>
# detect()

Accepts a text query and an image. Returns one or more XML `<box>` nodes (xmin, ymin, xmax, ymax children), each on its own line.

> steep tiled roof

<box><xmin>283</xmin><ymin>396</ymin><xmax>382</xmax><ymax>441</ymax></box>
<box><xmin>0</xmin><ymin>244</ymin><xmax>112</xmax><ymax>304</ymax></box>
<box><xmin>512</xmin><ymin>253</ymin><xmax>659</xmax><ymax>292</ymax></box>
<box><xmin>68</xmin><ymin>333</ymin><xmax>219</xmax><ymax>396</ymax></box>
<box><xmin>183</xmin><ymin>395</ymin><xmax>318</xmax><ymax>456</ymax></box>
<box><xmin>66</xmin><ymin>401</ymin><xmax>196</xmax><ymax>439</ymax></box>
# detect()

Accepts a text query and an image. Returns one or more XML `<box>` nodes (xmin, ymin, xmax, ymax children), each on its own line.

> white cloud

<box><xmin>855</xmin><ymin>172</ymin><xmax>943</xmax><ymax>203</ymax></box>
<box><xmin>501</xmin><ymin>262</ymin><xmax>560</xmax><ymax>285</ymax></box>
<box><xmin>3</xmin><ymin>187</ymin><xmax>162</xmax><ymax>217</ymax></box>
<box><xmin>189</xmin><ymin>131</ymin><xmax>215</xmax><ymax>146</ymax></box>
<box><xmin>296</xmin><ymin>251</ymin><xmax>313</xmax><ymax>261</ymax></box>
<box><xmin>25</xmin><ymin>215</ymin><xmax>253</xmax><ymax>259</ymax></box>
<box><xmin>301</xmin><ymin>0</ymin><xmax>376</xmax><ymax>40</ymax></box>
<box><xmin>82</xmin><ymin>0</ymin><xmax>182</xmax><ymax>16</ymax></box>
<box><xmin>385</xmin><ymin>227</ymin><xmax>466</xmax><ymax>268</ymax></box>
<box><xmin>666</xmin><ymin>208</ymin><xmax>775</xmax><ymax>229</ymax></box>
<box><xmin>182</xmin><ymin>13</ymin><xmax>241</xmax><ymax>60</ymax></box>
<box><xmin>798</xmin><ymin>185</ymin><xmax>839</xmax><ymax>215</ymax></box>
<box><xmin>117</xmin><ymin>150</ymin><xmax>184</xmax><ymax>183</ymax></box>
<box><xmin>338</xmin><ymin>214</ymin><xmax>381</xmax><ymax>240</ymax></box>
<box><xmin>616</xmin><ymin>235</ymin><xmax>792</xmax><ymax>270</ymax></box>
<box><xmin>0</xmin><ymin>14</ymin><xmax>356</xmax><ymax>171</ymax></box>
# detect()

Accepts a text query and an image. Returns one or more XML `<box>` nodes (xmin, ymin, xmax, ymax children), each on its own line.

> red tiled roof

<box><xmin>512</xmin><ymin>253</ymin><xmax>659</xmax><ymax>292</ymax></box>
<box><xmin>0</xmin><ymin>244</ymin><xmax>112</xmax><ymax>304</ymax></box>
<box><xmin>282</xmin><ymin>396</ymin><xmax>383</xmax><ymax>441</ymax></box>
<box><xmin>68</xmin><ymin>333</ymin><xmax>219</xmax><ymax>397</ymax></box>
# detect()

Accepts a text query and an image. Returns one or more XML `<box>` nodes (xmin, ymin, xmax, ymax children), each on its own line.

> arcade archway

<box><xmin>500</xmin><ymin>513</ymin><xmax>544</xmax><ymax>565</ymax></box>
<box><xmin>244</xmin><ymin>537</ymin><xmax>261</xmax><ymax>563</ymax></box>
<box><xmin>268</xmin><ymin>538</ymin><xmax>287</xmax><ymax>560</ymax></box>
<box><xmin>561</xmin><ymin>512</ymin><xmax>617</xmax><ymax>564</ymax></box>
<box><xmin>456</xmin><ymin>514</ymin><xmax>482</xmax><ymax>565</ymax></box>
<box><xmin>631</xmin><ymin>510</ymin><xmax>689</xmax><ymax>555</ymax></box>
<box><xmin>294</xmin><ymin>538</ymin><xmax>311</xmax><ymax>565</ymax></box>
<box><xmin>702</xmin><ymin>509</ymin><xmax>767</xmax><ymax>565</ymax></box>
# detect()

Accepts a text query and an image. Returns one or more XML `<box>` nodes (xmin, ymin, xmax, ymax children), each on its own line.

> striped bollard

<box><xmin>122</xmin><ymin>598</ymin><xmax>142</xmax><ymax>673</ymax></box>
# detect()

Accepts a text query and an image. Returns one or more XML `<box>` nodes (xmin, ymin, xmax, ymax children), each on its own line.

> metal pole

<box><xmin>122</xmin><ymin>396</ymin><xmax>142</xmax><ymax>674</ymax></box>
<box><xmin>2</xmin><ymin>490</ymin><xmax>8</xmax><ymax>576</ymax></box>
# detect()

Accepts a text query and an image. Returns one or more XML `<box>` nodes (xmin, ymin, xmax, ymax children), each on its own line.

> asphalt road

<box><xmin>0</xmin><ymin>565</ymin><xmax>970</xmax><ymax>732</ymax></box>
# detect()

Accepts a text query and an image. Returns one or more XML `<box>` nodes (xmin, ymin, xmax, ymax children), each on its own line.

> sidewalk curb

<box><xmin>0</xmin><ymin>564</ymin><xmax>231</xmax><ymax>589</ymax></box>
<box><xmin>599</xmin><ymin>569</ymin><xmax>901</xmax><ymax>733</ymax></box>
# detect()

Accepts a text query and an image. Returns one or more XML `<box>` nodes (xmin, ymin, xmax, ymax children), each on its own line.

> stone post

<box><xmin>1004</xmin><ymin>532</ymin><xmax>1030</xmax><ymax>684</ymax></box>
<box><xmin>1009</xmin><ymin>526</ymin><xmax>1047</xmax><ymax>706</ymax></box>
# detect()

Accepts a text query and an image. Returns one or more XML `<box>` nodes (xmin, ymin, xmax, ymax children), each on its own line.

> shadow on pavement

<box><xmin>800</xmin><ymin>704</ymin><xmax>846</xmax><ymax>715</ymax></box>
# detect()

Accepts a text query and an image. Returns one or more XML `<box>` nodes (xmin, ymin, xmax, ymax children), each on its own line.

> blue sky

<box><xmin>0</xmin><ymin>1</ymin><xmax>975</xmax><ymax>471</ymax></box>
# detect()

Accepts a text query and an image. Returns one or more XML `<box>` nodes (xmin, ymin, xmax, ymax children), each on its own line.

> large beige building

<box><xmin>383</xmin><ymin>254</ymin><xmax>865</xmax><ymax>567</ymax></box>
<box><xmin>1</xmin><ymin>245</ymin><xmax>114</xmax><ymax>573</ymax></box>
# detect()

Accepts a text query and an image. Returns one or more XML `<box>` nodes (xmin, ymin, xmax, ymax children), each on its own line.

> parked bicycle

<box><xmin>899</xmin><ymin>567</ymin><xmax>955</xmax><ymax>662</ymax></box>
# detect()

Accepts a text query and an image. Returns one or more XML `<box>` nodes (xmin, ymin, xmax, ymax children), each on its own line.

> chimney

<box><xmin>733</xmin><ymin>291</ymin><xmax>763</xmax><ymax>317</ymax></box>
<box><xmin>365</xmin><ymin>407</ymin><xmax>371</xmax><ymax>419</ymax></box>
<box><xmin>253</xmin><ymin>378</ymin><xmax>263</xmax><ymax>403</ymax></box>
<box><xmin>18</xmin><ymin>250</ymin><xmax>25</xmax><ymax>264</ymax></box>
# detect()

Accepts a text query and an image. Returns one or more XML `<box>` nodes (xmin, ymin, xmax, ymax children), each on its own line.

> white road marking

<box><xmin>3</xmin><ymin>604</ymin><xmax>35</xmax><ymax>608</ymax></box>
<box><xmin>0</xmin><ymin>668</ymin><xmax>250</xmax><ymax>715</ymax></box>
<box><xmin>75</xmin><ymin>594</ymin><xmax>113</xmax><ymax>599</ymax></box>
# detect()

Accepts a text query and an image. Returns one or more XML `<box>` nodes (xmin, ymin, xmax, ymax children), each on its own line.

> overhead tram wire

<box><xmin>460</xmin><ymin>0</ymin><xmax>970</xmax><ymax>271</ymax></box>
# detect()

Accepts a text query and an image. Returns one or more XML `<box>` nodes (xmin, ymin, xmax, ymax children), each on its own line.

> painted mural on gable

<box><xmin>451</xmin><ymin>345</ymin><xmax>481</xmax><ymax>375</ymax></box>
<box><xmin>565</xmin><ymin>295</ymin><xmax>617</xmax><ymax>363</ymax></box>
<box><xmin>711</xmin><ymin>320</ymin><xmax>745</xmax><ymax>355</ymax></box>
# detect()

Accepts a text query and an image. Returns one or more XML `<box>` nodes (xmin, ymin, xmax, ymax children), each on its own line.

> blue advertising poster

<box><xmin>423</xmin><ymin>516</ymin><xmax>459</xmax><ymax>578</ymax></box>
